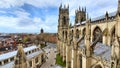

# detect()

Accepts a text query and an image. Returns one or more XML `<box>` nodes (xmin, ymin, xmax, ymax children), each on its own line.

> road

<box><xmin>40</xmin><ymin>43</ymin><xmax>57</xmax><ymax>68</ymax></box>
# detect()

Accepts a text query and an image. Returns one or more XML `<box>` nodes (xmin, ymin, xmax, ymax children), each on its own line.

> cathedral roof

<box><xmin>79</xmin><ymin>39</ymin><xmax>85</xmax><ymax>48</ymax></box>
<box><xmin>0</xmin><ymin>45</ymin><xmax>38</xmax><ymax>61</ymax></box>
<box><xmin>0</xmin><ymin>61</ymin><xmax>14</xmax><ymax>68</ymax></box>
<box><xmin>91</xmin><ymin>11</ymin><xmax>116</xmax><ymax>22</ymax></box>
<box><xmin>0</xmin><ymin>51</ymin><xmax>43</xmax><ymax>68</ymax></box>
<box><xmin>79</xmin><ymin>40</ymin><xmax>111</xmax><ymax>61</ymax></box>
<box><xmin>27</xmin><ymin>50</ymin><xmax>43</xmax><ymax>60</ymax></box>
<box><xmin>94</xmin><ymin>43</ymin><xmax>111</xmax><ymax>61</ymax></box>
<box><xmin>0</xmin><ymin>45</ymin><xmax>43</xmax><ymax>68</ymax></box>
<box><xmin>75</xmin><ymin>11</ymin><xmax>117</xmax><ymax>27</ymax></box>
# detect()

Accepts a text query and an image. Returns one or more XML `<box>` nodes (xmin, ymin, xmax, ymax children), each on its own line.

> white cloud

<box><xmin>0</xmin><ymin>0</ymin><xmax>117</xmax><ymax>17</ymax></box>
<box><xmin>0</xmin><ymin>10</ymin><xmax>7</xmax><ymax>14</ymax></box>
<box><xmin>0</xmin><ymin>0</ymin><xmax>118</xmax><ymax>33</ymax></box>
<box><xmin>0</xmin><ymin>0</ymin><xmax>61</xmax><ymax>8</ymax></box>
<box><xmin>0</xmin><ymin>0</ymin><xmax>24</xmax><ymax>8</ymax></box>
<box><xmin>25</xmin><ymin>0</ymin><xmax>60</xmax><ymax>8</ymax></box>
<box><xmin>0</xmin><ymin>16</ymin><xmax>18</xmax><ymax>27</ymax></box>
<box><xmin>14</xmin><ymin>10</ymin><xmax>30</xmax><ymax>17</ymax></box>
<box><xmin>33</xmin><ymin>17</ymin><xmax>42</xmax><ymax>23</ymax></box>
<box><xmin>0</xmin><ymin>10</ymin><xmax>40</xmax><ymax>33</ymax></box>
<box><xmin>34</xmin><ymin>15</ymin><xmax>58</xmax><ymax>33</ymax></box>
<box><xmin>0</xmin><ymin>9</ymin><xmax>57</xmax><ymax>33</ymax></box>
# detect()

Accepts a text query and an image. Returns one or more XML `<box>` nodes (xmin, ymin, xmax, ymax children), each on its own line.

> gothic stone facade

<box><xmin>14</xmin><ymin>44</ymin><xmax>45</xmax><ymax>68</ymax></box>
<box><xmin>57</xmin><ymin>0</ymin><xmax>120</xmax><ymax>68</ymax></box>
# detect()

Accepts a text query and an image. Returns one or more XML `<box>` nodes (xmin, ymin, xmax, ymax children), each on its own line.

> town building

<box><xmin>0</xmin><ymin>44</ymin><xmax>45</xmax><ymax>68</ymax></box>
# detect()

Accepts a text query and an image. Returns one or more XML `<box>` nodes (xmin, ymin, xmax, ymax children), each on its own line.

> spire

<box><xmin>82</xmin><ymin>7</ymin><xmax>84</xmax><ymax>11</ymax></box>
<box><xmin>14</xmin><ymin>44</ymin><xmax>28</xmax><ymax>68</ymax></box>
<box><xmin>105</xmin><ymin>11</ymin><xmax>109</xmax><ymax>19</ymax></box>
<box><xmin>64</xmin><ymin>5</ymin><xmax>66</xmax><ymax>8</ymax></box>
<box><xmin>86</xmin><ymin>13</ymin><xmax>91</xmax><ymax>27</ymax></box>
<box><xmin>118</xmin><ymin>0</ymin><xmax>120</xmax><ymax>12</ymax></box>
<box><xmin>41</xmin><ymin>28</ymin><xmax>44</xmax><ymax>33</ymax></box>
<box><xmin>79</xmin><ymin>6</ymin><xmax>81</xmax><ymax>11</ymax></box>
<box><xmin>67</xmin><ymin>4</ymin><xmax>69</xmax><ymax>9</ymax></box>
<box><xmin>105</xmin><ymin>11</ymin><xmax>109</xmax><ymax>17</ymax></box>
<box><xmin>59</xmin><ymin>3</ymin><xmax>62</xmax><ymax>9</ymax></box>
<box><xmin>89</xmin><ymin>17</ymin><xmax>91</xmax><ymax>22</ymax></box>
<box><xmin>75</xmin><ymin>10</ymin><xmax>77</xmax><ymax>14</ymax></box>
<box><xmin>86</xmin><ymin>13</ymin><xmax>89</xmax><ymax>21</ymax></box>
<box><xmin>85</xmin><ymin>7</ymin><xmax>86</xmax><ymax>12</ymax></box>
<box><xmin>70</xmin><ymin>23</ymin><xmax>72</xmax><ymax>27</ymax></box>
<box><xmin>117</xmin><ymin>0</ymin><xmax>120</xmax><ymax>16</ymax></box>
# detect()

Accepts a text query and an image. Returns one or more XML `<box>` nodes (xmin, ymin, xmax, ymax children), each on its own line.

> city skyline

<box><xmin>0</xmin><ymin>0</ymin><xmax>117</xmax><ymax>33</ymax></box>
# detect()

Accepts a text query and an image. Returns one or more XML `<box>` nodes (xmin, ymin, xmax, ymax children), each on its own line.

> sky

<box><xmin>0</xmin><ymin>0</ymin><xmax>118</xmax><ymax>33</ymax></box>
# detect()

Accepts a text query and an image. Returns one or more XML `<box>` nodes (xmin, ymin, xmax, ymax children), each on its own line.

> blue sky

<box><xmin>0</xmin><ymin>0</ymin><xmax>118</xmax><ymax>33</ymax></box>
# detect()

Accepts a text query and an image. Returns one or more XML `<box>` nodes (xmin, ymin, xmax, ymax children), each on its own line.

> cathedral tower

<box><xmin>58</xmin><ymin>4</ymin><xmax>69</xmax><ymax>28</ymax></box>
<box><xmin>58</xmin><ymin>4</ymin><xmax>69</xmax><ymax>61</ymax></box>
<box><xmin>40</xmin><ymin>28</ymin><xmax>44</xmax><ymax>34</ymax></box>
<box><xmin>118</xmin><ymin>0</ymin><xmax>120</xmax><ymax>12</ymax></box>
<box><xmin>75</xmin><ymin>7</ymin><xmax>86</xmax><ymax>24</ymax></box>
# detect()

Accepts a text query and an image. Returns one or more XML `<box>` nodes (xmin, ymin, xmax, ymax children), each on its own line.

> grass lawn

<box><xmin>56</xmin><ymin>54</ymin><xmax>66</xmax><ymax>67</ymax></box>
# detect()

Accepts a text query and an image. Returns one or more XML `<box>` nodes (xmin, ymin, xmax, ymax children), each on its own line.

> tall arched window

<box><xmin>62</xmin><ymin>31</ymin><xmax>64</xmax><ymax>38</ymax></box>
<box><xmin>65</xmin><ymin>31</ymin><xmax>67</xmax><ymax>40</ymax></box>
<box><xmin>111</xmin><ymin>27</ymin><xmax>115</xmax><ymax>45</ymax></box>
<box><xmin>80</xmin><ymin>55</ymin><xmax>82</xmax><ymax>68</ymax></box>
<box><xmin>82</xmin><ymin>28</ymin><xmax>86</xmax><ymax>36</ymax></box>
<box><xmin>93</xmin><ymin>26</ymin><xmax>102</xmax><ymax>43</ymax></box>
<box><xmin>95</xmin><ymin>65</ymin><xmax>102</xmax><ymax>68</ymax></box>
<box><xmin>41</xmin><ymin>55</ymin><xmax>44</xmax><ymax>62</ymax></box>
<box><xmin>76</xmin><ymin>29</ymin><xmax>79</xmax><ymax>38</ymax></box>
<box><xmin>111</xmin><ymin>62</ymin><xmax>115</xmax><ymax>68</ymax></box>
<box><xmin>63</xmin><ymin>16</ymin><xmax>66</xmax><ymax>25</ymax></box>
<box><xmin>102</xmin><ymin>28</ymin><xmax>108</xmax><ymax>44</ymax></box>
<box><xmin>71</xmin><ymin>30</ymin><xmax>74</xmax><ymax>38</ymax></box>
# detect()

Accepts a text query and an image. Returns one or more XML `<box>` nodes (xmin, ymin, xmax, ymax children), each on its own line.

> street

<box><xmin>40</xmin><ymin>43</ymin><xmax>57</xmax><ymax>68</ymax></box>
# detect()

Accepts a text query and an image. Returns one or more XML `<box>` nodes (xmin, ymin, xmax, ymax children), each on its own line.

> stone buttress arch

<box><xmin>110</xmin><ymin>25</ymin><xmax>115</xmax><ymax>45</ymax></box>
<box><xmin>92</xmin><ymin>61</ymin><xmax>104</xmax><ymax>68</ymax></box>
<box><xmin>102</xmin><ymin>28</ymin><xmax>109</xmax><ymax>44</ymax></box>
<box><xmin>76</xmin><ymin>29</ymin><xmax>79</xmax><ymax>38</ymax></box>
<box><xmin>82</xmin><ymin>28</ymin><xmax>86</xmax><ymax>36</ymax></box>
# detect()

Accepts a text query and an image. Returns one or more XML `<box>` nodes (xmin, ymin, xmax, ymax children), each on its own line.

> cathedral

<box><xmin>57</xmin><ymin>0</ymin><xmax>120</xmax><ymax>68</ymax></box>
